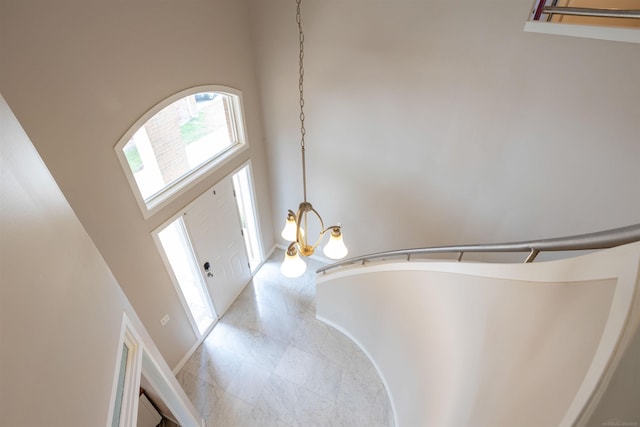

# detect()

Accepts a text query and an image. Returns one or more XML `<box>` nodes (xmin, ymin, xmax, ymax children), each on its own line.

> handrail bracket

<box><xmin>524</xmin><ymin>248</ymin><xmax>540</xmax><ymax>263</ymax></box>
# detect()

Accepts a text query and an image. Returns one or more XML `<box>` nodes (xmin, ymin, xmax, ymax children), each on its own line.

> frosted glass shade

<box><xmin>281</xmin><ymin>248</ymin><xmax>307</xmax><ymax>278</ymax></box>
<box><xmin>323</xmin><ymin>229</ymin><xmax>348</xmax><ymax>260</ymax></box>
<box><xmin>281</xmin><ymin>215</ymin><xmax>297</xmax><ymax>241</ymax></box>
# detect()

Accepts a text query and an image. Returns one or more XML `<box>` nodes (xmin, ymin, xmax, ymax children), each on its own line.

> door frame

<box><xmin>107</xmin><ymin>313</ymin><xmax>204</xmax><ymax>427</ymax></box>
<box><xmin>153</xmin><ymin>215</ymin><xmax>218</xmax><ymax>337</ymax></box>
<box><xmin>151</xmin><ymin>161</ymin><xmax>264</xmax><ymax>338</ymax></box>
<box><xmin>232</xmin><ymin>160</ymin><xmax>266</xmax><ymax>272</ymax></box>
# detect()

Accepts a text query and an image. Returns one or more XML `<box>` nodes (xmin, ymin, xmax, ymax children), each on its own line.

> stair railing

<box><xmin>531</xmin><ymin>0</ymin><xmax>640</xmax><ymax>22</ymax></box>
<box><xmin>317</xmin><ymin>223</ymin><xmax>640</xmax><ymax>274</ymax></box>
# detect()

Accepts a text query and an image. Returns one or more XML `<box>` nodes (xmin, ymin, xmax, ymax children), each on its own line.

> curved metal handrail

<box><xmin>543</xmin><ymin>6</ymin><xmax>640</xmax><ymax>20</ymax></box>
<box><xmin>317</xmin><ymin>223</ymin><xmax>640</xmax><ymax>274</ymax></box>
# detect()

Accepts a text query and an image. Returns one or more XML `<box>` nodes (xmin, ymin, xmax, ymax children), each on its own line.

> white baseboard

<box><xmin>172</xmin><ymin>320</ymin><xmax>217</xmax><ymax>375</ymax></box>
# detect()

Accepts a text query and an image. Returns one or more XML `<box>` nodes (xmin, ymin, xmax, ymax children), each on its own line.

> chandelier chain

<box><xmin>296</xmin><ymin>0</ymin><xmax>308</xmax><ymax>202</ymax></box>
<box><xmin>280</xmin><ymin>0</ymin><xmax>348</xmax><ymax>275</ymax></box>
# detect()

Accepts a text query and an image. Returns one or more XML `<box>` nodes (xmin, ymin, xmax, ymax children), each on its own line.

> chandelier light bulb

<box><xmin>281</xmin><ymin>213</ymin><xmax>298</xmax><ymax>242</ymax></box>
<box><xmin>281</xmin><ymin>246</ymin><xmax>307</xmax><ymax>278</ymax></box>
<box><xmin>323</xmin><ymin>227</ymin><xmax>348</xmax><ymax>260</ymax></box>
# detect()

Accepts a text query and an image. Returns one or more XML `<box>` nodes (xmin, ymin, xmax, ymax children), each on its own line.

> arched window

<box><xmin>115</xmin><ymin>86</ymin><xmax>249</xmax><ymax>217</ymax></box>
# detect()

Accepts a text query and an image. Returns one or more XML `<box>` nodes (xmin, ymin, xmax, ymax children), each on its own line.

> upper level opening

<box><xmin>525</xmin><ymin>0</ymin><xmax>640</xmax><ymax>44</ymax></box>
<box><xmin>115</xmin><ymin>86</ymin><xmax>249</xmax><ymax>218</ymax></box>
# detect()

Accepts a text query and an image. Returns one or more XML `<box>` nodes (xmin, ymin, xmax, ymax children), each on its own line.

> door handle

<box><xmin>203</xmin><ymin>262</ymin><xmax>213</xmax><ymax>277</ymax></box>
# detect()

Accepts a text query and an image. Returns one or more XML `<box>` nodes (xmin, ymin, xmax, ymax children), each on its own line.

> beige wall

<box><xmin>0</xmin><ymin>94</ymin><xmax>199</xmax><ymax>426</ymax></box>
<box><xmin>1</xmin><ymin>0</ymin><xmax>639</xmax><ymax>375</ymax></box>
<box><xmin>0</xmin><ymin>0</ymin><xmax>274</xmax><ymax>367</ymax></box>
<box><xmin>250</xmin><ymin>0</ymin><xmax>640</xmax><ymax>261</ymax></box>
<box><xmin>1</xmin><ymin>0</ymin><xmax>638</xmax><ymax>422</ymax></box>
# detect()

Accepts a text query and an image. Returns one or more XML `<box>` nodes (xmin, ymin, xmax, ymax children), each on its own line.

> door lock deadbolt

<box><xmin>203</xmin><ymin>262</ymin><xmax>213</xmax><ymax>277</ymax></box>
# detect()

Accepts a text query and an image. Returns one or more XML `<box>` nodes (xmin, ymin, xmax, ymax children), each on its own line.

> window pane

<box><xmin>158</xmin><ymin>218</ymin><xmax>216</xmax><ymax>335</ymax></box>
<box><xmin>111</xmin><ymin>343</ymin><xmax>129</xmax><ymax>427</ymax></box>
<box><xmin>233</xmin><ymin>166</ymin><xmax>263</xmax><ymax>271</ymax></box>
<box><xmin>122</xmin><ymin>92</ymin><xmax>239</xmax><ymax>201</ymax></box>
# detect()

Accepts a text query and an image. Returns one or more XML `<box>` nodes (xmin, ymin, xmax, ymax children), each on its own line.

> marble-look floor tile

<box><xmin>274</xmin><ymin>345</ymin><xmax>318</xmax><ymax>386</ymax></box>
<box><xmin>256</xmin><ymin>308</ymin><xmax>303</xmax><ymax>344</ymax></box>
<box><xmin>292</xmin><ymin>387</ymin><xmax>336</xmax><ymax>426</ymax></box>
<box><xmin>213</xmin><ymin>324</ymin><xmax>258</xmax><ymax>359</ymax></box>
<box><xmin>317</xmin><ymin>326</ymin><xmax>356</xmax><ymax>368</ymax></box>
<box><xmin>176</xmin><ymin>250</ymin><xmax>394</xmax><ymax>427</ymax></box>
<box><xmin>176</xmin><ymin>370</ymin><xmax>224</xmax><ymax>421</ymax></box>
<box><xmin>248</xmin><ymin>331</ymin><xmax>288</xmax><ymax>372</ymax></box>
<box><xmin>199</xmin><ymin>346</ymin><xmax>242</xmax><ymax>390</ymax></box>
<box><xmin>330</xmin><ymin>399</ymin><xmax>374</xmax><ymax>427</ymax></box>
<box><xmin>338</xmin><ymin>367</ymin><xmax>381</xmax><ymax>412</ymax></box>
<box><xmin>290</xmin><ymin>315</ymin><xmax>330</xmax><ymax>355</ymax></box>
<box><xmin>206</xmin><ymin>392</ymin><xmax>254</xmax><ymax>427</ymax></box>
<box><xmin>254</xmin><ymin>375</ymin><xmax>302</xmax><ymax>422</ymax></box>
<box><xmin>250</xmin><ymin>404</ymin><xmax>292</xmax><ymax>427</ymax></box>
<box><xmin>226</xmin><ymin>360</ymin><xmax>271</xmax><ymax>405</ymax></box>
<box><xmin>303</xmin><ymin>356</ymin><xmax>343</xmax><ymax>398</ymax></box>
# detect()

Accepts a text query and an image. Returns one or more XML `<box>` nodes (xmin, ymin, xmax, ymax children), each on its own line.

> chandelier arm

<box><xmin>294</xmin><ymin>209</ymin><xmax>303</xmax><ymax>252</ymax></box>
<box><xmin>297</xmin><ymin>205</ymin><xmax>326</xmax><ymax>253</ymax></box>
<box><xmin>302</xmin><ymin>209</ymin><xmax>309</xmax><ymax>249</ymax></box>
<box><xmin>311</xmin><ymin>206</ymin><xmax>325</xmax><ymax>239</ymax></box>
<box><xmin>295</xmin><ymin>208</ymin><xmax>309</xmax><ymax>251</ymax></box>
<box><xmin>286</xmin><ymin>241</ymin><xmax>297</xmax><ymax>255</ymax></box>
<box><xmin>321</xmin><ymin>224</ymin><xmax>342</xmax><ymax>235</ymax></box>
<box><xmin>294</xmin><ymin>209</ymin><xmax>303</xmax><ymax>247</ymax></box>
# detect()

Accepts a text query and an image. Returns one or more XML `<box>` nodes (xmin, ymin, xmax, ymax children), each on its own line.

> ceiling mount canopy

<box><xmin>280</xmin><ymin>0</ymin><xmax>348</xmax><ymax>278</ymax></box>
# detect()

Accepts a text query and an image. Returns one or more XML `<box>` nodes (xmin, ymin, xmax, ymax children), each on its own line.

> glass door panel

<box><xmin>157</xmin><ymin>218</ymin><xmax>216</xmax><ymax>335</ymax></box>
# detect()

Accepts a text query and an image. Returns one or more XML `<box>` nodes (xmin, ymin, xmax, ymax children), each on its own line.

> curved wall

<box><xmin>317</xmin><ymin>243</ymin><xmax>640</xmax><ymax>427</ymax></box>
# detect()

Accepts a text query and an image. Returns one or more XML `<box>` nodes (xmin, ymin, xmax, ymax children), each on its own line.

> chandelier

<box><xmin>280</xmin><ymin>0</ymin><xmax>348</xmax><ymax>278</ymax></box>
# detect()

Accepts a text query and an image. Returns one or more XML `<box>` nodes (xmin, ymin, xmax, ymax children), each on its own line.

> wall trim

<box><xmin>107</xmin><ymin>313</ymin><xmax>144</xmax><ymax>427</ymax></box>
<box><xmin>108</xmin><ymin>313</ymin><xmax>204</xmax><ymax>427</ymax></box>
<box><xmin>524</xmin><ymin>21</ymin><xmax>640</xmax><ymax>44</ymax></box>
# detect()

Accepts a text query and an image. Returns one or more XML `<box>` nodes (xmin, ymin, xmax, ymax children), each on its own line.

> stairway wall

<box><xmin>317</xmin><ymin>244</ymin><xmax>640</xmax><ymax>426</ymax></box>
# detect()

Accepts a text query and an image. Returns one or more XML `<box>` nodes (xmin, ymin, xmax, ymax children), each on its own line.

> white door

<box><xmin>182</xmin><ymin>175</ymin><xmax>251</xmax><ymax>316</ymax></box>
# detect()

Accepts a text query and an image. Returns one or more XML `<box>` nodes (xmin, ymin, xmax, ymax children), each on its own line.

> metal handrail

<box><xmin>317</xmin><ymin>223</ymin><xmax>640</xmax><ymax>274</ymax></box>
<box><xmin>542</xmin><ymin>6</ymin><xmax>640</xmax><ymax>19</ymax></box>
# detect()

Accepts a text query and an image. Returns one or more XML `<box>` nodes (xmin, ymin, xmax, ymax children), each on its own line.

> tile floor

<box><xmin>176</xmin><ymin>250</ymin><xmax>394</xmax><ymax>427</ymax></box>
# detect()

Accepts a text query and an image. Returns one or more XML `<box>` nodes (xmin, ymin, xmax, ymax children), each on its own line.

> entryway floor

<box><xmin>176</xmin><ymin>250</ymin><xmax>394</xmax><ymax>426</ymax></box>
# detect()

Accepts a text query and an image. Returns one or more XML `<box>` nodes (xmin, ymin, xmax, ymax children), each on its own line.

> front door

<box><xmin>182</xmin><ymin>175</ymin><xmax>251</xmax><ymax>316</ymax></box>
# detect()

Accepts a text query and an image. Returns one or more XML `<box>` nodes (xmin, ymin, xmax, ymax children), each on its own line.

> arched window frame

<box><xmin>115</xmin><ymin>85</ymin><xmax>250</xmax><ymax>218</ymax></box>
